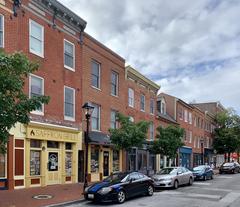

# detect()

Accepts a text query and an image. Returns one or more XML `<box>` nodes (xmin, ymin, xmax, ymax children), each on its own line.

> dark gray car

<box><xmin>152</xmin><ymin>167</ymin><xmax>193</xmax><ymax>189</ymax></box>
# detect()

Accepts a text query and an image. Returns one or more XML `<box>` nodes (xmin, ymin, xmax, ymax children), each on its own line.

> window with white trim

<box><xmin>110</xmin><ymin>110</ymin><xmax>117</xmax><ymax>129</ymax></box>
<box><xmin>189</xmin><ymin>112</ymin><xmax>192</xmax><ymax>124</ymax></box>
<box><xmin>30</xmin><ymin>75</ymin><xmax>44</xmax><ymax>114</ymax></box>
<box><xmin>150</xmin><ymin>98</ymin><xmax>154</xmax><ymax>114</ymax></box>
<box><xmin>184</xmin><ymin>110</ymin><xmax>188</xmax><ymax>122</ymax></box>
<box><xmin>128</xmin><ymin>88</ymin><xmax>134</xmax><ymax>107</ymax></box>
<box><xmin>29</xmin><ymin>20</ymin><xmax>44</xmax><ymax>57</ymax></box>
<box><xmin>91</xmin><ymin>60</ymin><xmax>100</xmax><ymax>89</ymax></box>
<box><xmin>0</xmin><ymin>153</ymin><xmax>6</xmax><ymax>178</ymax></box>
<box><xmin>0</xmin><ymin>15</ymin><xmax>4</xmax><ymax>48</ymax></box>
<box><xmin>91</xmin><ymin>103</ymin><xmax>100</xmax><ymax>130</ymax></box>
<box><xmin>111</xmin><ymin>71</ymin><xmax>118</xmax><ymax>96</ymax></box>
<box><xmin>140</xmin><ymin>94</ymin><xmax>145</xmax><ymax>111</ymax></box>
<box><xmin>149</xmin><ymin>122</ymin><xmax>154</xmax><ymax>141</ymax></box>
<box><xmin>64</xmin><ymin>86</ymin><xmax>75</xmax><ymax>120</ymax></box>
<box><xmin>189</xmin><ymin>131</ymin><xmax>192</xmax><ymax>143</ymax></box>
<box><xmin>30</xmin><ymin>140</ymin><xmax>41</xmax><ymax>176</ymax></box>
<box><xmin>64</xmin><ymin>40</ymin><xmax>75</xmax><ymax>70</ymax></box>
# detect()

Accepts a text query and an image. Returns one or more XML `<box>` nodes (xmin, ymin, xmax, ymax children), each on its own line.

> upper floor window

<box><xmin>0</xmin><ymin>15</ymin><xmax>4</xmax><ymax>48</ymax></box>
<box><xmin>64</xmin><ymin>40</ymin><xmax>75</xmax><ymax>71</ymax></box>
<box><xmin>178</xmin><ymin>107</ymin><xmax>183</xmax><ymax>120</ymax></box>
<box><xmin>194</xmin><ymin>116</ymin><xmax>197</xmax><ymax>127</ymax></box>
<box><xmin>110</xmin><ymin>110</ymin><xmax>117</xmax><ymax>129</ymax></box>
<box><xmin>92</xmin><ymin>103</ymin><xmax>100</xmax><ymax>131</ymax></box>
<box><xmin>161</xmin><ymin>100</ymin><xmax>166</xmax><ymax>115</ymax></box>
<box><xmin>91</xmin><ymin>60</ymin><xmax>100</xmax><ymax>89</ymax></box>
<box><xmin>189</xmin><ymin>131</ymin><xmax>192</xmax><ymax>143</ymax></box>
<box><xmin>140</xmin><ymin>94</ymin><xmax>145</xmax><ymax>111</ymax></box>
<box><xmin>64</xmin><ymin>86</ymin><xmax>75</xmax><ymax>121</ymax></box>
<box><xmin>111</xmin><ymin>71</ymin><xmax>118</xmax><ymax>96</ymax></box>
<box><xmin>149</xmin><ymin>122</ymin><xmax>154</xmax><ymax>141</ymax></box>
<box><xmin>184</xmin><ymin>110</ymin><xmax>188</xmax><ymax>122</ymax></box>
<box><xmin>150</xmin><ymin>99</ymin><xmax>154</xmax><ymax>114</ymax></box>
<box><xmin>128</xmin><ymin>88</ymin><xmax>134</xmax><ymax>107</ymax></box>
<box><xmin>189</xmin><ymin>112</ymin><xmax>192</xmax><ymax>124</ymax></box>
<box><xmin>30</xmin><ymin>75</ymin><xmax>44</xmax><ymax>114</ymax></box>
<box><xmin>29</xmin><ymin>20</ymin><xmax>44</xmax><ymax>57</ymax></box>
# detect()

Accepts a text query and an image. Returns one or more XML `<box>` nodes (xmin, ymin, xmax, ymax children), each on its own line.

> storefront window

<box><xmin>65</xmin><ymin>152</ymin><xmax>72</xmax><ymax>176</ymax></box>
<box><xmin>47</xmin><ymin>141</ymin><xmax>59</xmax><ymax>148</ymax></box>
<box><xmin>149</xmin><ymin>154</ymin><xmax>156</xmax><ymax>171</ymax></box>
<box><xmin>30</xmin><ymin>151</ymin><xmax>40</xmax><ymax>176</ymax></box>
<box><xmin>128</xmin><ymin>148</ymin><xmax>136</xmax><ymax>171</ymax></box>
<box><xmin>113</xmin><ymin>150</ymin><xmax>119</xmax><ymax>172</ymax></box>
<box><xmin>138</xmin><ymin>150</ymin><xmax>147</xmax><ymax>171</ymax></box>
<box><xmin>65</xmin><ymin>143</ymin><xmax>72</xmax><ymax>150</ymax></box>
<box><xmin>0</xmin><ymin>153</ymin><xmax>6</xmax><ymax>178</ymax></box>
<box><xmin>30</xmin><ymin>140</ymin><xmax>41</xmax><ymax>148</ymax></box>
<box><xmin>91</xmin><ymin>146</ymin><xmax>99</xmax><ymax>173</ymax></box>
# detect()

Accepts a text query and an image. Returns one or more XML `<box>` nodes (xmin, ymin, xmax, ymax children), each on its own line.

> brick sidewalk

<box><xmin>0</xmin><ymin>183</ymin><xmax>84</xmax><ymax>207</ymax></box>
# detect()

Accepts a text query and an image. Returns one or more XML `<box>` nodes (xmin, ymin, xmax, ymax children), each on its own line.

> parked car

<box><xmin>219</xmin><ymin>162</ymin><xmax>240</xmax><ymax>174</ymax></box>
<box><xmin>192</xmin><ymin>165</ymin><xmax>214</xmax><ymax>180</ymax></box>
<box><xmin>152</xmin><ymin>167</ymin><xmax>193</xmax><ymax>189</ymax></box>
<box><xmin>84</xmin><ymin>172</ymin><xmax>154</xmax><ymax>204</ymax></box>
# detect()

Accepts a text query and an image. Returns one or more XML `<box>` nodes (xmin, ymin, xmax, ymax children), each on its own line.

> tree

<box><xmin>0</xmin><ymin>52</ymin><xmax>50</xmax><ymax>153</ymax></box>
<box><xmin>109</xmin><ymin>113</ymin><xmax>150</xmax><ymax>151</ymax></box>
<box><xmin>150</xmin><ymin>125</ymin><xmax>184</xmax><ymax>159</ymax></box>
<box><xmin>213</xmin><ymin>109</ymin><xmax>240</xmax><ymax>162</ymax></box>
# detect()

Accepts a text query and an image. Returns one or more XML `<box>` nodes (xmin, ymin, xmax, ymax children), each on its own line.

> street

<box><xmin>62</xmin><ymin>173</ymin><xmax>240</xmax><ymax>207</ymax></box>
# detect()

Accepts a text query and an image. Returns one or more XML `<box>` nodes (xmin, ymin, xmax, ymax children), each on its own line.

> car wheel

<box><xmin>203</xmin><ymin>176</ymin><xmax>207</xmax><ymax>181</ymax></box>
<box><xmin>147</xmin><ymin>185</ymin><xmax>154</xmax><ymax>196</ymax></box>
<box><xmin>117</xmin><ymin>190</ymin><xmax>126</xmax><ymax>204</ymax></box>
<box><xmin>173</xmin><ymin>180</ymin><xmax>179</xmax><ymax>189</ymax></box>
<box><xmin>232</xmin><ymin>169</ymin><xmax>235</xmax><ymax>174</ymax></box>
<box><xmin>188</xmin><ymin>177</ymin><xmax>193</xmax><ymax>186</ymax></box>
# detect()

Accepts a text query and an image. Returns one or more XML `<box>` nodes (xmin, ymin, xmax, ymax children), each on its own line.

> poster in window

<box><xmin>30</xmin><ymin>151</ymin><xmax>40</xmax><ymax>176</ymax></box>
<box><xmin>48</xmin><ymin>152</ymin><xmax>58</xmax><ymax>171</ymax></box>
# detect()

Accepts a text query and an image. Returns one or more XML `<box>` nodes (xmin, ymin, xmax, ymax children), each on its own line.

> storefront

<box><xmin>204</xmin><ymin>148</ymin><xmax>214</xmax><ymax>165</ymax></box>
<box><xmin>87</xmin><ymin>131</ymin><xmax>123</xmax><ymax>182</ymax></box>
<box><xmin>193</xmin><ymin>153</ymin><xmax>203</xmax><ymax>167</ymax></box>
<box><xmin>3</xmin><ymin>122</ymin><xmax>82</xmax><ymax>190</ymax></box>
<box><xmin>179</xmin><ymin>147</ymin><xmax>192</xmax><ymax>169</ymax></box>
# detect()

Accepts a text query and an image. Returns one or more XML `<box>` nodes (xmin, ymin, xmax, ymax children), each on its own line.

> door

<box><xmin>103</xmin><ymin>151</ymin><xmax>109</xmax><ymax>177</ymax></box>
<box><xmin>47</xmin><ymin>151</ymin><xmax>60</xmax><ymax>185</ymax></box>
<box><xmin>78</xmin><ymin>150</ymin><xmax>84</xmax><ymax>182</ymax></box>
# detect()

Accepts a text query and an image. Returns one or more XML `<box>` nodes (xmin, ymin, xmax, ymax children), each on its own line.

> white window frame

<box><xmin>111</xmin><ymin>71</ymin><xmax>119</xmax><ymax>96</ymax></box>
<box><xmin>0</xmin><ymin>14</ymin><xmax>4</xmax><ymax>48</ymax></box>
<box><xmin>110</xmin><ymin>110</ymin><xmax>118</xmax><ymax>129</ymax></box>
<box><xmin>184</xmin><ymin>110</ymin><xmax>188</xmax><ymax>122</ymax></box>
<box><xmin>64</xmin><ymin>39</ymin><xmax>75</xmax><ymax>71</ymax></box>
<box><xmin>140</xmin><ymin>94</ymin><xmax>145</xmax><ymax>112</ymax></box>
<box><xmin>189</xmin><ymin>112</ymin><xmax>192</xmax><ymax>124</ymax></box>
<box><xmin>29</xmin><ymin>74</ymin><xmax>44</xmax><ymax>115</ymax></box>
<box><xmin>128</xmin><ymin>88</ymin><xmax>134</xmax><ymax>107</ymax></box>
<box><xmin>64</xmin><ymin>86</ymin><xmax>75</xmax><ymax>121</ymax></box>
<box><xmin>189</xmin><ymin>131</ymin><xmax>192</xmax><ymax>143</ymax></box>
<box><xmin>91</xmin><ymin>60</ymin><xmax>101</xmax><ymax>89</ymax></box>
<box><xmin>150</xmin><ymin>98</ymin><xmax>154</xmax><ymax>115</ymax></box>
<box><xmin>0</xmin><ymin>152</ymin><xmax>7</xmax><ymax>179</ymax></box>
<box><xmin>29</xmin><ymin>19</ymin><xmax>44</xmax><ymax>58</ymax></box>
<box><xmin>149</xmin><ymin>122</ymin><xmax>154</xmax><ymax>141</ymax></box>
<box><xmin>91</xmin><ymin>103</ymin><xmax>101</xmax><ymax>131</ymax></box>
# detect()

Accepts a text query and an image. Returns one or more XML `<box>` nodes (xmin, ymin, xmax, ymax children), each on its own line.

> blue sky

<box><xmin>59</xmin><ymin>0</ymin><xmax>240</xmax><ymax>114</ymax></box>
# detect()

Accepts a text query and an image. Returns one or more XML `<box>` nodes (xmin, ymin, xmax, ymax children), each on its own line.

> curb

<box><xmin>44</xmin><ymin>198</ymin><xmax>85</xmax><ymax>207</ymax></box>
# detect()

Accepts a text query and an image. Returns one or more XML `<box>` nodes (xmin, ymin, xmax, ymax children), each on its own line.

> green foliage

<box><xmin>150</xmin><ymin>125</ymin><xmax>184</xmax><ymax>158</ymax></box>
<box><xmin>0</xmin><ymin>52</ymin><xmax>50</xmax><ymax>153</ymax></box>
<box><xmin>213</xmin><ymin>109</ymin><xmax>240</xmax><ymax>160</ymax></box>
<box><xmin>109</xmin><ymin>113</ymin><xmax>150</xmax><ymax>151</ymax></box>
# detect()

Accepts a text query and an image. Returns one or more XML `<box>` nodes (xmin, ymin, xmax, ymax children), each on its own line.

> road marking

<box><xmin>186</xmin><ymin>193</ymin><xmax>221</xmax><ymax>199</ymax></box>
<box><xmin>193</xmin><ymin>182</ymin><xmax>211</xmax><ymax>185</ymax></box>
<box><xmin>216</xmin><ymin>176</ymin><xmax>233</xmax><ymax>179</ymax></box>
<box><xmin>188</xmin><ymin>186</ymin><xmax>232</xmax><ymax>192</ymax></box>
<box><xmin>220</xmin><ymin>192</ymin><xmax>240</xmax><ymax>204</ymax></box>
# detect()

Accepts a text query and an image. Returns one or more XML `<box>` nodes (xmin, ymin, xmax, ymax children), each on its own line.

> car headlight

<box><xmin>98</xmin><ymin>187</ymin><xmax>113</xmax><ymax>195</ymax></box>
<box><xmin>84</xmin><ymin>186</ymin><xmax>91</xmax><ymax>193</ymax></box>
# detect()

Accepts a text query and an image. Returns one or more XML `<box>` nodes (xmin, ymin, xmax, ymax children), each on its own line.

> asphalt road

<box><xmin>62</xmin><ymin>173</ymin><xmax>240</xmax><ymax>207</ymax></box>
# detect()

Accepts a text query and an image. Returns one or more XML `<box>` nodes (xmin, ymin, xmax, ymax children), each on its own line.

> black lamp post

<box><xmin>82</xmin><ymin>102</ymin><xmax>94</xmax><ymax>189</ymax></box>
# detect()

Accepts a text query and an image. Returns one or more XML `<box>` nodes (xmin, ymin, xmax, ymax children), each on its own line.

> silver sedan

<box><xmin>152</xmin><ymin>167</ymin><xmax>194</xmax><ymax>189</ymax></box>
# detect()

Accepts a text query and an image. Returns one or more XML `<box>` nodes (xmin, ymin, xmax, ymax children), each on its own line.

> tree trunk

<box><xmin>228</xmin><ymin>152</ymin><xmax>231</xmax><ymax>162</ymax></box>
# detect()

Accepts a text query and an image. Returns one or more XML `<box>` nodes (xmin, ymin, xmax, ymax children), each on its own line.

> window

<box><xmin>0</xmin><ymin>153</ymin><xmax>6</xmax><ymax>178</ymax></box>
<box><xmin>128</xmin><ymin>88</ymin><xmax>134</xmax><ymax>107</ymax></box>
<box><xmin>110</xmin><ymin>110</ymin><xmax>117</xmax><ymax>129</ymax></box>
<box><xmin>150</xmin><ymin>99</ymin><xmax>154</xmax><ymax>114</ymax></box>
<box><xmin>189</xmin><ymin>112</ymin><xmax>192</xmax><ymax>124</ymax></box>
<box><xmin>30</xmin><ymin>75</ymin><xmax>44</xmax><ymax>114</ymax></box>
<box><xmin>91</xmin><ymin>103</ymin><xmax>100</xmax><ymax>130</ymax></box>
<box><xmin>178</xmin><ymin>107</ymin><xmax>183</xmax><ymax>120</ymax></box>
<box><xmin>189</xmin><ymin>131</ymin><xmax>192</xmax><ymax>143</ymax></box>
<box><xmin>113</xmin><ymin>150</ymin><xmax>119</xmax><ymax>172</ymax></box>
<box><xmin>29</xmin><ymin>20</ymin><xmax>44</xmax><ymax>57</ymax></box>
<box><xmin>194</xmin><ymin>137</ymin><xmax>197</xmax><ymax>148</ymax></box>
<box><xmin>91</xmin><ymin>60</ymin><xmax>100</xmax><ymax>89</ymax></box>
<box><xmin>161</xmin><ymin>102</ymin><xmax>166</xmax><ymax>114</ymax></box>
<box><xmin>184</xmin><ymin>130</ymin><xmax>188</xmax><ymax>141</ymax></box>
<box><xmin>184</xmin><ymin>110</ymin><xmax>188</xmax><ymax>122</ymax></box>
<box><xmin>0</xmin><ymin>15</ymin><xmax>4</xmax><ymax>48</ymax></box>
<box><xmin>149</xmin><ymin>122</ymin><xmax>154</xmax><ymax>141</ymax></box>
<box><xmin>47</xmin><ymin>141</ymin><xmax>59</xmax><ymax>148</ymax></box>
<box><xmin>65</xmin><ymin>143</ymin><xmax>73</xmax><ymax>176</ymax></box>
<box><xmin>140</xmin><ymin>94</ymin><xmax>145</xmax><ymax>111</ymax></box>
<box><xmin>129</xmin><ymin>116</ymin><xmax>134</xmax><ymax>122</ymax></box>
<box><xmin>111</xmin><ymin>71</ymin><xmax>118</xmax><ymax>96</ymax></box>
<box><xmin>64</xmin><ymin>40</ymin><xmax>75</xmax><ymax>70</ymax></box>
<box><xmin>194</xmin><ymin>117</ymin><xmax>197</xmax><ymax>127</ymax></box>
<box><xmin>30</xmin><ymin>139</ymin><xmax>41</xmax><ymax>176</ymax></box>
<box><xmin>64</xmin><ymin>86</ymin><xmax>75</xmax><ymax>120</ymax></box>
<box><xmin>91</xmin><ymin>146</ymin><xmax>99</xmax><ymax>173</ymax></box>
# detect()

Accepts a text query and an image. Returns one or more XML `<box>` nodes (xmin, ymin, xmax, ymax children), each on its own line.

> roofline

<box><xmin>126</xmin><ymin>65</ymin><xmax>160</xmax><ymax>90</ymax></box>
<box><xmin>177</xmin><ymin>98</ymin><xmax>194</xmax><ymax>110</ymax></box>
<box><xmin>191</xmin><ymin>102</ymin><xmax>226</xmax><ymax>110</ymax></box>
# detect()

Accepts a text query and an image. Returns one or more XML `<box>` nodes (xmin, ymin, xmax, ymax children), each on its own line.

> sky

<box><xmin>59</xmin><ymin>0</ymin><xmax>240</xmax><ymax>114</ymax></box>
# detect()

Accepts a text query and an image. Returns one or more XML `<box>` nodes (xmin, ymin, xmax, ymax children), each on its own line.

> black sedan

<box><xmin>84</xmin><ymin>172</ymin><xmax>154</xmax><ymax>204</ymax></box>
<box><xmin>219</xmin><ymin>162</ymin><xmax>240</xmax><ymax>174</ymax></box>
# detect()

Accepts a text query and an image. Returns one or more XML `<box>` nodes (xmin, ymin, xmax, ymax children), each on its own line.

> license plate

<box><xmin>88</xmin><ymin>194</ymin><xmax>94</xmax><ymax>199</ymax></box>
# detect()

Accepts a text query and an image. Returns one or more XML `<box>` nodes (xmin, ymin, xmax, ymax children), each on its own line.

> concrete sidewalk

<box><xmin>0</xmin><ymin>183</ymin><xmax>84</xmax><ymax>207</ymax></box>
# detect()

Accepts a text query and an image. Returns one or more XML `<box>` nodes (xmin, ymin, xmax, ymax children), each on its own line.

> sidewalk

<box><xmin>0</xmin><ymin>183</ymin><xmax>84</xmax><ymax>207</ymax></box>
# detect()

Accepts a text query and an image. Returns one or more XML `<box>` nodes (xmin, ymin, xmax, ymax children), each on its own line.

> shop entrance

<box><xmin>47</xmin><ymin>151</ymin><xmax>60</xmax><ymax>185</ymax></box>
<box><xmin>103</xmin><ymin>151</ymin><xmax>109</xmax><ymax>177</ymax></box>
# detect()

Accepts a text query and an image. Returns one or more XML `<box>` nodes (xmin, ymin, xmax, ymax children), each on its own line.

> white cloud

<box><xmin>59</xmin><ymin>0</ymin><xmax>240</xmax><ymax>113</ymax></box>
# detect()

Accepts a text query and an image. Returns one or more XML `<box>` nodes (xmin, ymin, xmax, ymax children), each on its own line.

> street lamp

<box><xmin>82</xmin><ymin>102</ymin><xmax>94</xmax><ymax>189</ymax></box>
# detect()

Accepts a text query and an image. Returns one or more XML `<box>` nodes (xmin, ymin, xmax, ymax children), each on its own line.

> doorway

<box><xmin>103</xmin><ymin>151</ymin><xmax>109</xmax><ymax>177</ymax></box>
<box><xmin>47</xmin><ymin>151</ymin><xmax>60</xmax><ymax>185</ymax></box>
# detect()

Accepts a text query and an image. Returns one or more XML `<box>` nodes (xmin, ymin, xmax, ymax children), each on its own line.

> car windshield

<box><xmin>157</xmin><ymin>168</ymin><xmax>177</xmax><ymax>175</ymax></box>
<box><xmin>103</xmin><ymin>172</ymin><xmax>128</xmax><ymax>182</ymax></box>
<box><xmin>223</xmin><ymin>163</ymin><xmax>234</xmax><ymax>167</ymax></box>
<box><xmin>193</xmin><ymin>166</ymin><xmax>205</xmax><ymax>171</ymax></box>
